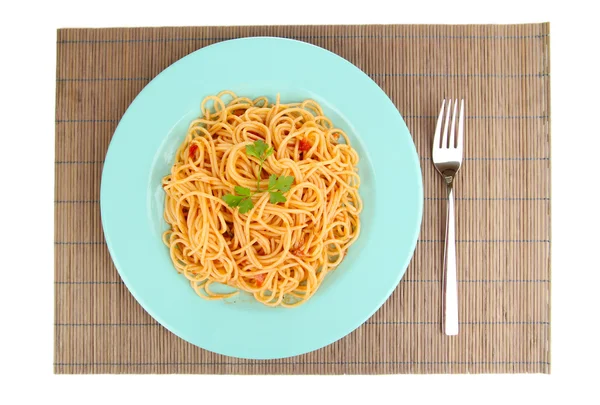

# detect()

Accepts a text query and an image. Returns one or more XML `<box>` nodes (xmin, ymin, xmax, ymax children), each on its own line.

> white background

<box><xmin>1</xmin><ymin>0</ymin><xmax>598</xmax><ymax>403</ymax></box>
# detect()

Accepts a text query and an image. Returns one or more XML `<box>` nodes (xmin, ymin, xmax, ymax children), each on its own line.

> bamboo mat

<box><xmin>54</xmin><ymin>23</ymin><xmax>551</xmax><ymax>374</ymax></box>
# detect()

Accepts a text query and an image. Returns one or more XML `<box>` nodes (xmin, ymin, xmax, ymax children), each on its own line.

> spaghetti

<box><xmin>162</xmin><ymin>91</ymin><xmax>362</xmax><ymax>307</ymax></box>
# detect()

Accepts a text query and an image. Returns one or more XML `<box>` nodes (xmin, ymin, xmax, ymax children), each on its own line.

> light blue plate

<box><xmin>101</xmin><ymin>37</ymin><xmax>423</xmax><ymax>359</ymax></box>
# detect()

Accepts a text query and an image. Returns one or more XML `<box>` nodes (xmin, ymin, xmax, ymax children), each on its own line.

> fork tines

<box><xmin>433</xmin><ymin>99</ymin><xmax>464</xmax><ymax>151</ymax></box>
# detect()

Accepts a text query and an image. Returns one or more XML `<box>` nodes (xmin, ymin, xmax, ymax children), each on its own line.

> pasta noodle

<box><xmin>162</xmin><ymin>91</ymin><xmax>362</xmax><ymax>307</ymax></box>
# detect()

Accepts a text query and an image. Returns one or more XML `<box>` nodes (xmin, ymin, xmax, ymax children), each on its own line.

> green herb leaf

<box><xmin>246</xmin><ymin>139</ymin><xmax>269</xmax><ymax>160</ymax></box>
<box><xmin>222</xmin><ymin>194</ymin><xmax>244</xmax><ymax>207</ymax></box>
<box><xmin>271</xmin><ymin>175</ymin><xmax>295</xmax><ymax>192</ymax></box>
<box><xmin>234</xmin><ymin>186</ymin><xmax>252</xmax><ymax>196</ymax></box>
<box><xmin>245</xmin><ymin>145</ymin><xmax>259</xmax><ymax>160</ymax></box>
<box><xmin>254</xmin><ymin>140</ymin><xmax>269</xmax><ymax>157</ymax></box>
<box><xmin>265</xmin><ymin>146</ymin><xmax>274</xmax><ymax>158</ymax></box>
<box><xmin>268</xmin><ymin>174</ymin><xmax>278</xmax><ymax>190</ymax></box>
<box><xmin>238</xmin><ymin>198</ymin><xmax>254</xmax><ymax>214</ymax></box>
<box><xmin>269</xmin><ymin>191</ymin><xmax>287</xmax><ymax>204</ymax></box>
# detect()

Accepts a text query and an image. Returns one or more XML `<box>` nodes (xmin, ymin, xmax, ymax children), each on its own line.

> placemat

<box><xmin>54</xmin><ymin>23</ymin><xmax>551</xmax><ymax>374</ymax></box>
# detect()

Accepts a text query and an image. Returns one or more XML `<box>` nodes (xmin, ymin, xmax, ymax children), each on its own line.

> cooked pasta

<box><xmin>162</xmin><ymin>91</ymin><xmax>362</xmax><ymax>307</ymax></box>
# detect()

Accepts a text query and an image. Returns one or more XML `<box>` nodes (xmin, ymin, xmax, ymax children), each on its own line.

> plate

<box><xmin>100</xmin><ymin>37</ymin><xmax>423</xmax><ymax>359</ymax></box>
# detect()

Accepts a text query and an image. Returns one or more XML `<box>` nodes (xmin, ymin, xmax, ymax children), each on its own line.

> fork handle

<box><xmin>443</xmin><ymin>184</ymin><xmax>459</xmax><ymax>335</ymax></box>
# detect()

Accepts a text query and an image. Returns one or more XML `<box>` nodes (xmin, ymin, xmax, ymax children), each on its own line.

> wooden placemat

<box><xmin>54</xmin><ymin>23</ymin><xmax>551</xmax><ymax>374</ymax></box>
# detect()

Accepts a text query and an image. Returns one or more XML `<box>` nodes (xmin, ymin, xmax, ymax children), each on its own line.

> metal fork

<box><xmin>432</xmin><ymin>99</ymin><xmax>465</xmax><ymax>336</ymax></box>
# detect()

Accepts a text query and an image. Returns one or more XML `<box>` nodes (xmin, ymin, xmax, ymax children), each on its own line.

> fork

<box><xmin>432</xmin><ymin>99</ymin><xmax>465</xmax><ymax>336</ymax></box>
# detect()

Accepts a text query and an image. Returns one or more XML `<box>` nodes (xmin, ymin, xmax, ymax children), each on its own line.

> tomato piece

<box><xmin>298</xmin><ymin>138</ymin><xmax>312</xmax><ymax>152</ymax></box>
<box><xmin>254</xmin><ymin>273</ymin><xmax>266</xmax><ymax>287</ymax></box>
<box><xmin>189</xmin><ymin>144</ymin><xmax>199</xmax><ymax>158</ymax></box>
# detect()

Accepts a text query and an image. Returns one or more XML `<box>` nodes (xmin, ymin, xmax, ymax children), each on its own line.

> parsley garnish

<box><xmin>245</xmin><ymin>140</ymin><xmax>273</xmax><ymax>191</ymax></box>
<box><xmin>222</xmin><ymin>140</ymin><xmax>294</xmax><ymax>213</ymax></box>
